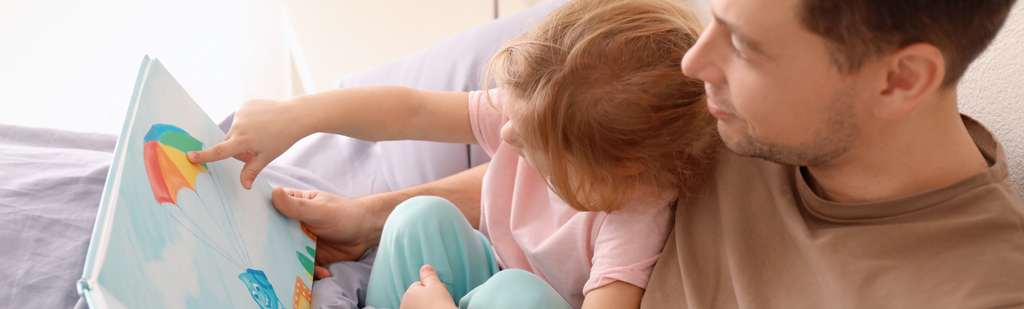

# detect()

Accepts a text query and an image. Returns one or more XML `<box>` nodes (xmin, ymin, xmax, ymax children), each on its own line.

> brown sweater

<box><xmin>641</xmin><ymin>115</ymin><xmax>1024</xmax><ymax>309</ymax></box>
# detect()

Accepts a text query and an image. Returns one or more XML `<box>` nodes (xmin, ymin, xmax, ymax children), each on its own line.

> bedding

<box><xmin>0</xmin><ymin>125</ymin><xmax>114</xmax><ymax>309</ymax></box>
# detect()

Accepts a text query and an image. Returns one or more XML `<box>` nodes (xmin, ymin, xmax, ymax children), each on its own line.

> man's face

<box><xmin>682</xmin><ymin>0</ymin><xmax>869</xmax><ymax>166</ymax></box>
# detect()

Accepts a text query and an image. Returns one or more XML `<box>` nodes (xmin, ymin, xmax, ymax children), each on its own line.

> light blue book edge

<box><xmin>78</xmin><ymin>56</ymin><xmax>154</xmax><ymax>308</ymax></box>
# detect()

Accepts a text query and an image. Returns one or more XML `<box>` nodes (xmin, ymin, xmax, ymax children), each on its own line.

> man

<box><xmin>640</xmin><ymin>0</ymin><xmax>1024</xmax><ymax>307</ymax></box>
<box><xmin>193</xmin><ymin>0</ymin><xmax>1024</xmax><ymax>307</ymax></box>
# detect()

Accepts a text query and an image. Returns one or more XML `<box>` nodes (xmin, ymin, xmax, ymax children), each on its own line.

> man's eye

<box><xmin>734</xmin><ymin>48</ymin><xmax>749</xmax><ymax>60</ymax></box>
<box><xmin>729</xmin><ymin>37</ymin><xmax>749</xmax><ymax>60</ymax></box>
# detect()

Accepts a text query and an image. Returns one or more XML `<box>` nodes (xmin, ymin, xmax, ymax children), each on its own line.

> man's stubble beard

<box><xmin>724</xmin><ymin>85</ymin><xmax>860</xmax><ymax>167</ymax></box>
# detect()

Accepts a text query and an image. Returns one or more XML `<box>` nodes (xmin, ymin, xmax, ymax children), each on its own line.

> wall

<box><xmin>283</xmin><ymin>0</ymin><xmax>502</xmax><ymax>92</ymax></box>
<box><xmin>958</xmin><ymin>1</ymin><xmax>1024</xmax><ymax>195</ymax></box>
<box><xmin>0</xmin><ymin>0</ymin><xmax>293</xmax><ymax>134</ymax></box>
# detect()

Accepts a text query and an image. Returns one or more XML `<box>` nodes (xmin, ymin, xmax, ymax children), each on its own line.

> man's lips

<box><xmin>707</xmin><ymin>96</ymin><xmax>731</xmax><ymax>119</ymax></box>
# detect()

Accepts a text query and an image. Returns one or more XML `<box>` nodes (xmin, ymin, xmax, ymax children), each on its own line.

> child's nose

<box><xmin>501</xmin><ymin>122</ymin><xmax>522</xmax><ymax>148</ymax></box>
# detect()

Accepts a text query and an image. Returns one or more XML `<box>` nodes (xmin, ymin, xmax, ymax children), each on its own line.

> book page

<box><xmin>80</xmin><ymin>56</ymin><xmax>316</xmax><ymax>309</ymax></box>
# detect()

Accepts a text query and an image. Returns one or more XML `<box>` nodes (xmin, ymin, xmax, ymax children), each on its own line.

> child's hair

<box><xmin>484</xmin><ymin>0</ymin><xmax>717</xmax><ymax>212</ymax></box>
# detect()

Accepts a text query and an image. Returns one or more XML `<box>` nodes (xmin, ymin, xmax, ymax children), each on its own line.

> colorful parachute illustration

<box><xmin>143</xmin><ymin>124</ymin><xmax>209</xmax><ymax>205</ymax></box>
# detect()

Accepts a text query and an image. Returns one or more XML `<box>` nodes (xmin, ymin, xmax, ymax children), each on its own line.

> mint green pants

<box><xmin>365</xmin><ymin>196</ymin><xmax>573</xmax><ymax>309</ymax></box>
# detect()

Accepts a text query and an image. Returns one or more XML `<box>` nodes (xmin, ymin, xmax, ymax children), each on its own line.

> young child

<box><xmin>190</xmin><ymin>0</ymin><xmax>714</xmax><ymax>308</ymax></box>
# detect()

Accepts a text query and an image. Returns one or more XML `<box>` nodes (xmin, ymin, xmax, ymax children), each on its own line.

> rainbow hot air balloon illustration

<box><xmin>143</xmin><ymin>124</ymin><xmax>281</xmax><ymax>308</ymax></box>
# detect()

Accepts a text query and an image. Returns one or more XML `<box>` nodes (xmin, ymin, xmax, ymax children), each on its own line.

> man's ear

<box><xmin>873</xmin><ymin>43</ymin><xmax>946</xmax><ymax>120</ymax></box>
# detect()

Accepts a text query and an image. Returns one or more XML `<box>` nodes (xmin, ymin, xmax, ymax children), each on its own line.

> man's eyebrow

<box><xmin>713</xmin><ymin>14</ymin><xmax>768</xmax><ymax>57</ymax></box>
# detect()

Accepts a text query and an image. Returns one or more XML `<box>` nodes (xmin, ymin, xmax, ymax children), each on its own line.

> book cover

<box><xmin>78</xmin><ymin>56</ymin><xmax>316</xmax><ymax>309</ymax></box>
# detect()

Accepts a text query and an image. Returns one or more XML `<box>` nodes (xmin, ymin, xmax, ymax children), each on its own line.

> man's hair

<box><xmin>800</xmin><ymin>0</ymin><xmax>1018</xmax><ymax>87</ymax></box>
<box><xmin>484</xmin><ymin>0</ymin><xmax>717</xmax><ymax>212</ymax></box>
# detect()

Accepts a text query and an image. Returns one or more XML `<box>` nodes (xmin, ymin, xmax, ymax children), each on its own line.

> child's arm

<box><xmin>188</xmin><ymin>85</ymin><xmax>474</xmax><ymax>189</ymax></box>
<box><xmin>296</xmin><ymin>86</ymin><xmax>475</xmax><ymax>144</ymax></box>
<box><xmin>582</xmin><ymin>281</ymin><xmax>644</xmax><ymax>309</ymax></box>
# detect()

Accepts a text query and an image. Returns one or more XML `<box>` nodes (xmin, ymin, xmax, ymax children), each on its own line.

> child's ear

<box><xmin>616</xmin><ymin>162</ymin><xmax>645</xmax><ymax>176</ymax></box>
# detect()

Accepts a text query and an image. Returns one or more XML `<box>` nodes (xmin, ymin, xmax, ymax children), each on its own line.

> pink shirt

<box><xmin>469</xmin><ymin>89</ymin><xmax>674</xmax><ymax>308</ymax></box>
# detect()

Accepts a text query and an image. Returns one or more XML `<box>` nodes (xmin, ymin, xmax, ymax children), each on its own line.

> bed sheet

<box><xmin>0</xmin><ymin>124</ymin><xmax>116</xmax><ymax>309</ymax></box>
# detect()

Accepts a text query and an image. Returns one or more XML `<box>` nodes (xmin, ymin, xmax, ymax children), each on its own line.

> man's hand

<box><xmin>401</xmin><ymin>265</ymin><xmax>458</xmax><ymax>309</ymax></box>
<box><xmin>271</xmin><ymin>187</ymin><xmax>386</xmax><ymax>278</ymax></box>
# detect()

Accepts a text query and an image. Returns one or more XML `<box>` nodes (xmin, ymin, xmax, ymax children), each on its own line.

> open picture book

<box><xmin>78</xmin><ymin>56</ymin><xmax>317</xmax><ymax>309</ymax></box>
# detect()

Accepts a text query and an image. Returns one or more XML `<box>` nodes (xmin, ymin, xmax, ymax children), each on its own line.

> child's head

<box><xmin>485</xmin><ymin>0</ymin><xmax>717</xmax><ymax>212</ymax></box>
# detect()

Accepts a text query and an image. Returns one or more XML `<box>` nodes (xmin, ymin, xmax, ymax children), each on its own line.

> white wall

<box><xmin>958</xmin><ymin>1</ymin><xmax>1024</xmax><ymax>195</ymax></box>
<box><xmin>0</xmin><ymin>0</ymin><xmax>294</xmax><ymax>134</ymax></box>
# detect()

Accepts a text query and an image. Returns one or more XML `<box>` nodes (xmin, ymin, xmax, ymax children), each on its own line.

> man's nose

<box><xmin>682</xmin><ymin>27</ymin><xmax>726</xmax><ymax>85</ymax></box>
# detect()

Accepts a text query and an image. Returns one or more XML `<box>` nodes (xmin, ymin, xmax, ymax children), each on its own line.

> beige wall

<box><xmin>283</xmin><ymin>0</ymin><xmax>532</xmax><ymax>92</ymax></box>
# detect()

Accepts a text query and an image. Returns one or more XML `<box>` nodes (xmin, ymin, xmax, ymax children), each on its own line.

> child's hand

<box><xmin>401</xmin><ymin>265</ymin><xmax>458</xmax><ymax>309</ymax></box>
<box><xmin>187</xmin><ymin>98</ymin><xmax>309</xmax><ymax>189</ymax></box>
